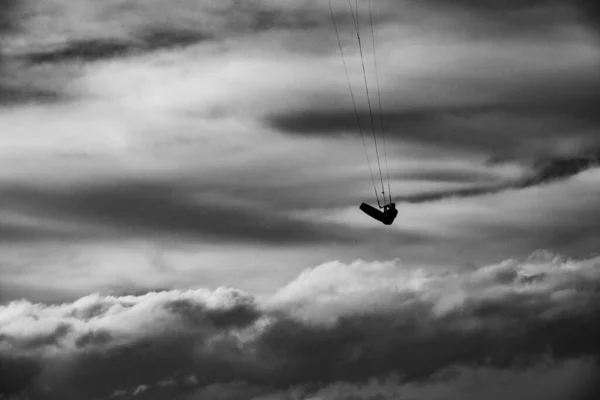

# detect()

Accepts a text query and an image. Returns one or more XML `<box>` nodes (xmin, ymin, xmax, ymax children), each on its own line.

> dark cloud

<box><xmin>139</xmin><ymin>27</ymin><xmax>213</xmax><ymax>50</ymax></box>
<box><xmin>0</xmin><ymin>221</ymin><xmax>66</xmax><ymax>242</ymax></box>
<box><xmin>268</xmin><ymin>88</ymin><xmax>600</xmax><ymax>159</ymax></box>
<box><xmin>23</xmin><ymin>39</ymin><xmax>133</xmax><ymax>64</ymax></box>
<box><xmin>578</xmin><ymin>372</ymin><xmax>600</xmax><ymax>400</ymax></box>
<box><xmin>0</xmin><ymin>181</ymin><xmax>331</xmax><ymax>244</ymax></box>
<box><xmin>0</xmin><ymin>355</ymin><xmax>42</xmax><ymax>398</ymax></box>
<box><xmin>398</xmin><ymin>168</ymin><xmax>502</xmax><ymax>184</ymax></box>
<box><xmin>0</xmin><ymin>180</ymin><xmax>429</xmax><ymax>245</ymax></box>
<box><xmin>74</xmin><ymin>330</ymin><xmax>112</xmax><ymax>349</ymax></box>
<box><xmin>1</xmin><ymin>254</ymin><xmax>599</xmax><ymax>399</ymax></box>
<box><xmin>164</xmin><ymin>298</ymin><xmax>262</xmax><ymax>330</ymax></box>
<box><xmin>579</xmin><ymin>0</ymin><xmax>600</xmax><ymax>31</ymax></box>
<box><xmin>17</xmin><ymin>0</ymin><xmax>340</xmax><ymax>67</ymax></box>
<box><xmin>1</xmin><ymin>0</ymin><xmax>65</xmax><ymax>105</ymax></box>
<box><xmin>0</xmin><ymin>0</ymin><xmax>19</xmax><ymax>35</ymax></box>
<box><xmin>23</xmin><ymin>28</ymin><xmax>212</xmax><ymax>64</ymax></box>
<box><xmin>395</xmin><ymin>151</ymin><xmax>600</xmax><ymax>203</ymax></box>
<box><xmin>426</xmin><ymin>0</ymin><xmax>564</xmax><ymax>16</ymax></box>
<box><xmin>528</xmin><ymin>150</ymin><xmax>600</xmax><ymax>183</ymax></box>
<box><xmin>0</xmin><ymin>84</ymin><xmax>62</xmax><ymax>105</ymax></box>
<box><xmin>268</xmin><ymin>0</ymin><xmax>600</xmax><ymax>160</ymax></box>
<box><xmin>211</xmin><ymin>2</ymin><xmax>326</xmax><ymax>33</ymax></box>
<box><xmin>269</xmin><ymin>75</ymin><xmax>600</xmax><ymax>200</ymax></box>
<box><xmin>426</xmin><ymin>0</ymin><xmax>600</xmax><ymax>35</ymax></box>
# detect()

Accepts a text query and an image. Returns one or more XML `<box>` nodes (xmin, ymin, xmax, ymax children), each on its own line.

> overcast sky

<box><xmin>1</xmin><ymin>0</ymin><xmax>600</xmax><ymax>399</ymax></box>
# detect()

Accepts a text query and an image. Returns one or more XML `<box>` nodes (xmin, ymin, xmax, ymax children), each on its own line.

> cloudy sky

<box><xmin>1</xmin><ymin>0</ymin><xmax>599</xmax><ymax>399</ymax></box>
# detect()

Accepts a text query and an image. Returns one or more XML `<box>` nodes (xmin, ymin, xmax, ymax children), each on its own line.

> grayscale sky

<box><xmin>1</xmin><ymin>1</ymin><xmax>599</xmax><ymax>399</ymax></box>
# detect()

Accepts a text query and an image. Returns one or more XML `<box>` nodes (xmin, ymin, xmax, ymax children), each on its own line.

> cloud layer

<box><xmin>2</xmin><ymin>251</ymin><xmax>599</xmax><ymax>399</ymax></box>
<box><xmin>1</xmin><ymin>0</ymin><xmax>599</xmax><ymax>308</ymax></box>
<box><xmin>1</xmin><ymin>4</ymin><xmax>600</xmax><ymax>399</ymax></box>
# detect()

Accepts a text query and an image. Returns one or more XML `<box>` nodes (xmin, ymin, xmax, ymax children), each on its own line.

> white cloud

<box><xmin>268</xmin><ymin>251</ymin><xmax>600</xmax><ymax>325</ymax></box>
<box><xmin>0</xmin><ymin>286</ymin><xmax>257</xmax><ymax>357</ymax></box>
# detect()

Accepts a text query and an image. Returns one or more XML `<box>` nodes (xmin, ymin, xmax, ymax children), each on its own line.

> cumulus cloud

<box><xmin>0</xmin><ymin>287</ymin><xmax>258</xmax><ymax>356</ymax></box>
<box><xmin>1</xmin><ymin>251</ymin><xmax>599</xmax><ymax>399</ymax></box>
<box><xmin>0</xmin><ymin>287</ymin><xmax>261</xmax><ymax>398</ymax></box>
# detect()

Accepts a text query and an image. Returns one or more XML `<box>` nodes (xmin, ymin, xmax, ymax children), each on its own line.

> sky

<box><xmin>1</xmin><ymin>0</ymin><xmax>599</xmax><ymax>399</ymax></box>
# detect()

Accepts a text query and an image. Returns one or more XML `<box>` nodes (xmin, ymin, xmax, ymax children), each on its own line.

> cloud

<box><xmin>23</xmin><ymin>28</ymin><xmax>213</xmax><ymax>64</ymax></box>
<box><xmin>229</xmin><ymin>360</ymin><xmax>600</xmax><ymax>400</ymax></box>
<box><xmin>18</xmin><ymin>0</ymin><xmax>337</xmax><ymax>53</ymax></box>
<box><xmin>0</xmin><ymin>180</ymin><xmax>381</xmax><ymax>245</ymax></box>
<box><xmin>579</xmin><ymin>0</ymin><xmax>600</xmax><ymax>32</ymax></box>
<box><xmin>1</xmin><ymin>0</ymin><xmax>58</xmax><ymax>105</ymax></box>
<box><xmin>1</xmin><ymin>252</ymin><xmax>599</xmax><ymax>399</ymax></box>
<box><xmin>425</xmin><ymin>0</ymin><xmax>600</xmax><ymax>36</ymax></box>
<box><xmin>2</xmin><ymin>1</ymin><xmax>599</xmax><ymax>395</ymax></box>
<box><xmin>0</xmin><ymin>355</ymin><xmax>42</xmax><ymax>398</ymax></box>
<box><xmin>2</xmin><ymin>0</ymin><xmax>334</xmax><ymax>106</ymax></box>
<box><xmin>0</xmin><ymin>287</ymin><xmax>261</xmax><ymax>398</ymax></box>
<box><xmin>257</xmin><ymin>254</ymin><xmax>600</xmax><ymax>389</ymax></box>
<box><xmin>394</xmin><ymin>151</ymin><xmax>600</xmax><ymax>203</ymax></box>
<box><xmin>265</xmin><ymin>0</ymin><xmax>600</xmax><ymax>170</ymax></box>
<box><xmin>0</xmin><ymin>85</ymin><xmax>62</xmax><ymax>105</ymax></box>
<box><xmin>268</xmin><ymin>78</ymin><xmax>600</xmax><ymax>160</ymax></box>
<box><xmin>0</xmin><ymin>0</ymin><xmax>19</xmax><ymax>35</ymax></box>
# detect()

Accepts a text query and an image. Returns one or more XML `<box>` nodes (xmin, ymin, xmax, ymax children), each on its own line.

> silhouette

<box><xmin>360</xmin><ymin>202</ymin><xmax>398</xmax><ymax>225</ymax></box>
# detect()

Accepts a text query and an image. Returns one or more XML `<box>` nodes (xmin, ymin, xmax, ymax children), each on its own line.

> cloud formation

<box><xmin>394</xmin><ymin>151</ymin><xmax>600</xmax><ymax>203</ymax></box>
<box><xmin>1</xmin><ymin>0</ymin><xmax>599</xmax><ymax>311</ymax></box>
<box><xmin>0</xmin><ymin>179</ymin><xmax>399</xmax><ymax>245</ymax></box>
<box><xmin>23</xmin><ymin>28</ymin><xmax>213</xmax><ymax>64</ymax></box>
<box><xmin>1</xmin><ymin>3</ymin><xmax>599</xmax><ymax>397</ymax></box>
<box><xmin>268</xmin><ymin>71</ymin><xmax>600</xmax><ymax>160</ymax></box>
<box><xmin>1</xmin><ymin>0</ymin><xmax>66</xmax><ymax>105</ymax></box>
<box><xmin>1</xmin><ymin>251</ymin><xmax>599</xmax><ymax>399</ymax></box>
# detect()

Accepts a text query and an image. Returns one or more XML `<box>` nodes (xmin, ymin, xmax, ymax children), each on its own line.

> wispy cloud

<box><xmin>395</xmin><ymin>151</ymin><xmax>600</xmax><ymax>203</ymax></box>
<box><xmin>0</xmin><ymin>179</ymin><xmax>409</xmax><ymax>245</ymax></box>
<box><xmin>1</xmin><ymin>0</ymin><xmax>64</xmax><ymax>105</ymax></box>
<box><xmin>23</xmin><ymin>28</ymin><xmax>213</xmax><ymax>64</ymax></box>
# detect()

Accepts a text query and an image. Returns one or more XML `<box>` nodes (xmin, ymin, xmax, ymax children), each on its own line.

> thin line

<box><xmin>348</xmin><ymin>0</ymin><xmax>386</xmax><ymax>206</ymax></box>
<box><xmin>329</xmin><ymin>0</ymin><xmax>381</xmax><ymax>206</ymax></box>
<box><xmin>369</xmin><ymin>0</ymin><xmax>392</xmax><ymax>204</ymax></box>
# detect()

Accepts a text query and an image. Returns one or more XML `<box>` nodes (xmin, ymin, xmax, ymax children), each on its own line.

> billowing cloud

<box><xmin>0</xmin><ymin>287</ymin><xmax>261</xmax><ymax>398</ymax></box>
<box><xmin>1</xmin><ymin>251</ymin><xmax>599</xmax><ymax>399</ymax></box>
